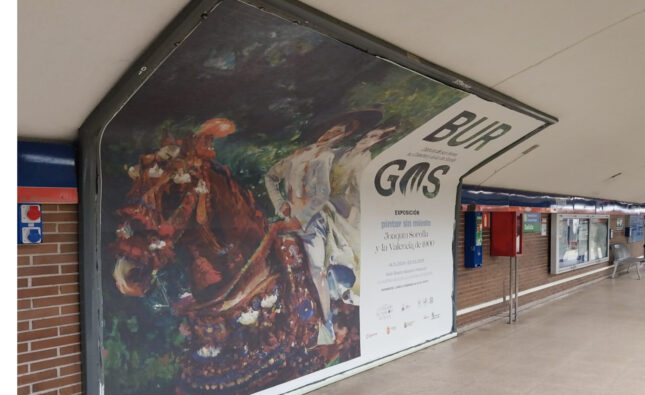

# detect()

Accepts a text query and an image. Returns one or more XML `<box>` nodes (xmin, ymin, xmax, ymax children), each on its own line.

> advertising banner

<box><xmin>87</xmin><ymin>1</ymin><xmax>550</xmax><ymax>394</ymax></box>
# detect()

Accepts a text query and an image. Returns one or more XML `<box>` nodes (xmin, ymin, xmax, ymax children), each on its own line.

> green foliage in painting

<box><xmin>344</xmin><ymin>68</ymin><xmax>467</xmax><ymax>157</ymax></box>
<box><xmin>104</xmin><ymin>314</ymin><xmax>183</xmax><ymax>394</ymax></box>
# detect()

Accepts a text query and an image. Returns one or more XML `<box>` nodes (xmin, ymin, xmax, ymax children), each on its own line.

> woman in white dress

<box><xmin>264</xmin><ymin>109</ymin><xmax>381</xmax><ymax>345</ymax></box>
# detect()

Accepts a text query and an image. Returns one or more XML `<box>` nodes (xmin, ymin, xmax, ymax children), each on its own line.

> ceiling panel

<box><xmin>464</xmin><ymin>11</ymin><xmax>645</xmax><ymax>203</ymax></box>
<box><xmin>18</xmin><ymin>0</ymin><xmax>189</xmax><ymax>140</ymax></box>
<box><xmin>300</xmin><ymin>0</ymin><xmax>645</xmax><ymax>87</ymax></box>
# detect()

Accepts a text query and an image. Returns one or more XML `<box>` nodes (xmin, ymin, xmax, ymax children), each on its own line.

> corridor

<box><xmin>311</xmin><ymin>274</ymin><xmax>645</xmax><ymax>394</ymax></box>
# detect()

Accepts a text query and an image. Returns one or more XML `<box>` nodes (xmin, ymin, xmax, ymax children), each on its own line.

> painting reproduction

<box><xmin>98</xmin><ymin>1</ymin><xmax>465</xmax><ymax>393</ymax></box>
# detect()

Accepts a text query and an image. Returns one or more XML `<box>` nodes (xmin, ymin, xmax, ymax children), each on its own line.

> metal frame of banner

<box><xmin>78</xmin><ymin>1</ymin><xmax>558</xmax><ymax>394</ymax></box>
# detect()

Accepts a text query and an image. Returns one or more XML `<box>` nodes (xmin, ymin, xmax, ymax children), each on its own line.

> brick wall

<box><xmin>456</xmin><ymin>212</ymin><xmax>642</xmax><ymax>328</ymax></box>
<box><xmin>17</xmin><ymin>204</ymin><xmax>82</xmax><ymax>395</ymax></box>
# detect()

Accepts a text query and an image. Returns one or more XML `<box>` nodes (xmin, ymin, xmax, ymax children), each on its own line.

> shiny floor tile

<box><xmin>309</xmin><ymin>276</ymin><xmax>645</xmax><ymax>394</ymax></box>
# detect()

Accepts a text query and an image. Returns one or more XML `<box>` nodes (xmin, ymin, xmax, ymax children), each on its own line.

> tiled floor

<box><xmin>310</xmin><ymin>274</ymin><xmax>645</xmax><ymax>394</ymax></box>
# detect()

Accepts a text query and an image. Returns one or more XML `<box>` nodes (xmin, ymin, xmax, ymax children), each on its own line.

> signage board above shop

<box><xmin>460</xmin><ymin>186</ymin><xmax>645</xmax><ymax>216</ymax></box>
<box><xmin>78</xmin><ymin>1</ymin><xmax>555</xmax><ymax>394</ymax></box>
<box><xmin>17</xmin><ymin>141</ymin><xmax>77</xmax><ymax>204</ymax></box>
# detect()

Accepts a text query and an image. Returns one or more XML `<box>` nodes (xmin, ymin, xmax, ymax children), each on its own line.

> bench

<box><xmin>611</xmin><ymin>243</ymin><xmax>645</xmax><ymax>279</ymax></box>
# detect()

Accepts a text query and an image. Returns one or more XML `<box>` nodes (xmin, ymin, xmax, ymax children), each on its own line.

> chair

<box><xmin>610</xmin><ymin>243</ymin><xmax>644</xmax><ymax>279</ymax></box>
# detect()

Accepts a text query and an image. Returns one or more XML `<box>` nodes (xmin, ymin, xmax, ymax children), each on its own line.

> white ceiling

<box><xmin>17</xmin><ymin>0</ymin><xmax>645</xmax><ymax>203</ymax></box>
<box><xmin>17</xmin><ymin>0</ymin><xmax>190</xmax><ymax>140</ymax></box>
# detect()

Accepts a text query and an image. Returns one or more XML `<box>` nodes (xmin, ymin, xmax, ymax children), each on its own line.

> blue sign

<box><xmin>628</xmin><ymin>215</ymin><xmax>644</xmax><ymax>243</ymax></box>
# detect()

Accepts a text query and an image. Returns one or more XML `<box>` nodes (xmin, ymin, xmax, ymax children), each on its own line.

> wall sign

<box><xmin>627</xmin><ymin>215</ymin><xmax>644</xmax><ymax>243</ymax></box>
<box><xmin>79</xmin><ymin>1</ymin><xmax>553</xmax><ymax>394</ymax></box>
<box><xmin>18</xmin><ymin>204</ymin><xmax>42</xmax><ymax>244</ymax></box>
<box><xmin>616</xmin><ymin>217</ymin><xmax>624</xmax><ymax>231</ymax></box>
<box><xmin>523</xmin><ymin>213</ymin><xmax>541</xmax><ymax>233</ymax></box>
<box><xmin>482</xmin><ymin>212</ymin><xmax>490</xmax><ymax>229</ymax></box>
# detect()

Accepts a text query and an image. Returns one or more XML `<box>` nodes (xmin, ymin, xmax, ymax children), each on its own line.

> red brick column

<box><xmin>17</xmin><ymin>204</ymin><xmax>82</xmax><ymax>394</ymax></box>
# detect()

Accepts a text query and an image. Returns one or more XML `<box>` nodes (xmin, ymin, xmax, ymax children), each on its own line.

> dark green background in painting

<box><xmin>99</xmin><ymin>1</ymin><xmax>466</xmax><ymax>393</ymax></box>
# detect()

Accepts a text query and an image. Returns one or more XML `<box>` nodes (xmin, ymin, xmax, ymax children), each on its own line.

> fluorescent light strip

<box><xmin>21</xmin><ymin>153</ymin><xmax>75</xmax><ymax>166</ymax></box>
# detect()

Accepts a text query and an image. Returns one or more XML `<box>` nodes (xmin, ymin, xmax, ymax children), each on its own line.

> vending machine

<box><xmin>464</xmin><ymin>211</ymin><xmax>483</xmax><ymax>268</ymax></box>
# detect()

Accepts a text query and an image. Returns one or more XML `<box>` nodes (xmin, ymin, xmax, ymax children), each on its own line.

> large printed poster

<box><xmin>96</xmin><ymin>1</ymin><xmax>546</xmax><ymax>394</ymax></box>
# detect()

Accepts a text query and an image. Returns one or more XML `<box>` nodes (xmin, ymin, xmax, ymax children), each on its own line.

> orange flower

<box><xmin>198</xmin><ymin>118</ymin><xmax>236</xmax><ymax>138</ymax></box>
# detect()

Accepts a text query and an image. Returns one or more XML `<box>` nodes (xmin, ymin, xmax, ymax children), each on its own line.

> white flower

<box><xmin>116</xmin><ymin>223</ymin><xmax>133</xmax><ymax>239</ymax></box>
<box><xmin>173</xmin><ymin>170</ymin><xmax>191</xmax><ymax>184</ymax></box>
<box><xmin>194</xmin><ymin>180</ymin><xmax>208</xmax><ymax>194</ymax></box>
<box><xmin>261</xmin><ymin>294</ymin><xmax>278</xmax><ymax>309</ymax></box>
<box><xmin>196</xmin><ymin>345</ymin><xmax>221</xmax><ymax>358</ymax></box>
<box><xmin>127</xmin><ymin>165</ymin><xmax>141</xmax><ymax>180</ymax></box>
<box><xmin>148</xmin><ymin>239</ymin><xmax>167</xmax><ymax>251</ymax></box>
<box><xmin>148</xmin><ymin>164</ymin><xmax>164</xmax><ymax>178</ymax></box>
<box><xmin>237</xmin><ymin>309</ymin><xmax>259</xmax><ymax>325</ymax></box>
<box><xmin>157</xmin><ymin>145</ymin><xmax>180</xmax><ymax>160</ymax></box>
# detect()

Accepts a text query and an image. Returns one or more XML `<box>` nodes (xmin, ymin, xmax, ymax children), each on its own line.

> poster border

<box><xmin>78</xmin><ymin>1</ymin><xmax>557</xmax><ymax>394</ymax></box>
